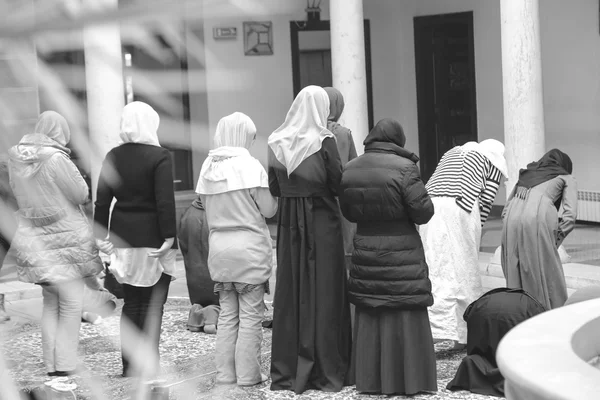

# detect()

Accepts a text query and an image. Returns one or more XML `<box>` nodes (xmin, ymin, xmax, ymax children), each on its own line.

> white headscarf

<box><xmin>477</xmin><ymin>139</ymin><xmax>508</xmax><ymax>177</ymax></box>
<box><xmin>196</xmin><ymin>112</ymin><xmax>268</xmax><ymax>195</ymax></box>
<box><xmin>267</xmin><ymin>85</ymin><xmax>333</xmax><ymax>176</ymax></box>
<box><xmin>213</xmin><ymin>111</ymin><xmax>257</xmax><ymax>148</ymax></box>
<box><xmin>461</xmin><ymin>139</ymin><xmax>508</xmax><ymax>177</ymax></box>
<box><xmin>34</xmin><ymin>111</ymin><xmax>71</xmax><ymax>147</ymax></box>
<box><xmin>118</xmin><ymin>101</ymin><xmax>161</xmax><ymax>147</ymax></box>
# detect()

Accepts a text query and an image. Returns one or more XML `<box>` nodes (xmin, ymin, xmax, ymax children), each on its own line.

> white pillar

<box><xmin>330</xmin><ymin>0</ymin><xmax>369</xmax><ymax>155</ymax></box>
<box><xmin>490</xmin><ymin>1</ymin><xmax>569</xmax><ymax>268</ymax></box>
<box><xmin>500</xmin><ymin>0</ymin><xmax>545</xmax><ymax>196</ymax></box>
<box><xmin>83</xmin><ymin>0</ymin><xmax>124</xmax><ymax>199</ymax></box>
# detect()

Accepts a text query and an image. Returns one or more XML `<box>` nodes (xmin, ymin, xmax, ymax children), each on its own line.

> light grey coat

<box><xmin>501</xmin><ymin>175</ymin><xmax>577</xmax><ymax>309</ymax></box>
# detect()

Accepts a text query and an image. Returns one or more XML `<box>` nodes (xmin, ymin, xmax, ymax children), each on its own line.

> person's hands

<box><xmin>148</xmin><ymin>238</ymin><xmax>175</xmax><ymax>258</ymax></box>
<box><xmin>96</xmin><ymin>239</ymin><xmax>114</xmax><ymax>255</ymax></box>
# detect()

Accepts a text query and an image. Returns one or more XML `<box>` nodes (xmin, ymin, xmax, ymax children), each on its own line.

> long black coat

<box><xmin>339</xmin><ymin>141</ymin><xmax>434</xmax><ymax>309</ymax></box>
<box><xmin>447</xmin><ymin>288</ymin><xmax>546</xmax><ymax>397</ymax></box>
<box><xmin>178</xmin><ymin>198</ymin><xmax>218</xmax><ymax>306</ymax></box>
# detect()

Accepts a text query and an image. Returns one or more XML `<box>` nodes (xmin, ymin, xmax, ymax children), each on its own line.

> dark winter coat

<box><xmin>339</xmin><ymin>120</ymin><xmax>434</xmax><ymax>309</ymax></box>
<box><xmin>178</xmin><ymin>197</ymin><xmax>218</xmax><ymax>306</ymax></box>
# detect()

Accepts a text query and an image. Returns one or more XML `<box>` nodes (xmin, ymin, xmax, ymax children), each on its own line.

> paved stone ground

<box><xmin>1</xmin><ymin>298</ymin><xmax>495</xmax><ymax>400</ymax></box>
<box><xmin>2</xmin><ymin>217</ymin><xmax>597</xmax><ymax>398</ymax></box>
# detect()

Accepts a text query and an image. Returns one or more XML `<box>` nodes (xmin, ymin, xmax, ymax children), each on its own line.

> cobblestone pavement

<box><xmin>1</xmin><ymin>298</ymin><xmax>496</xmax><ymax>400</ymax></box>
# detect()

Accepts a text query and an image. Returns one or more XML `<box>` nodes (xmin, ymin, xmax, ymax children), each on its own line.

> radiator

<box><xmin>577</xmin><ymin>190</ymin><xmax>600</xmax><ymax>223</ymax></box>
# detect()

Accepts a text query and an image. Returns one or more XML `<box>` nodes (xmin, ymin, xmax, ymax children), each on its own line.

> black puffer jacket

<box><xmin>339</xmin><ymin>119</ymin><xmax>434</xmax><ymax>309</ymax></box>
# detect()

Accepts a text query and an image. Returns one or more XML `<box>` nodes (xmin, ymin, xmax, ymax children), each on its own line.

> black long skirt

<box><xmin>270</xmin><ymin>196</ymin><xmax>352</xmax><ymax>394</ymax></box>
<box><xmin>353</xmin><ymin>306</ymin><xmax>437</xmax><ymax>395</ymax></box>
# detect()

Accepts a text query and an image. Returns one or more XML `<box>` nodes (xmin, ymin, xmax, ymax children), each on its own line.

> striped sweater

<box><xmin>426</xmin><ymin>146</ymin><xmax>503</xmax><ymax>226</ymax></box>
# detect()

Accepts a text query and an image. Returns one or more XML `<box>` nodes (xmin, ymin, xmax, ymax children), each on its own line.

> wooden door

<box><xmin>414</xmin><ymin>12</ymin><xmax>478</xmax><ymax>182</ymax></box>
<box><xmin>299</xmin><ymin>50</ymin><xmax>333</xmax><ymax>89</ymax></box>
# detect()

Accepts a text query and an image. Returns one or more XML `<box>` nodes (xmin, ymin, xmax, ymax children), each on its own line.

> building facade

<box><xmin>1</xmin><ymin>0</ymin><xmax>599</xmax><ymax>220</ymax></box>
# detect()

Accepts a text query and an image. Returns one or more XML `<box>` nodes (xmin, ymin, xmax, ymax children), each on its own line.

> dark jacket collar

<box><xmin>191</xmin><ymin>196</ymin><xmax>204</xmax><ymax>210</ymax></box>
<box><xmin>364</xmin><ymin>141</ymin><xmax>420</xmax><ymax>163</ymax></box>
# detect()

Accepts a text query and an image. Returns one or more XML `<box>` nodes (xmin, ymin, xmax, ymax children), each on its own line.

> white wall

<box><xmin>201</xmin><ymin>0</ymin><xmax>329</xmax><ymax>169</ymax></box>
<box><xmin>540</xmin><ymin>0</ymin><xmax>600</xmax><ymax>192</ymax></box>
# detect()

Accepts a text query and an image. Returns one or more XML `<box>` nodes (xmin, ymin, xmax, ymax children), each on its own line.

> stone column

<box><xmin>489</xmin><ymin>1</ymin><xmax>569</xmax><ymax>271</ymax></box>
<box><xmin>82</xmin><ymin>0</ymin><xmax>124</xmax><ymax>199</ymax></box>
<box><xmin>330</xmin><ymin>0</ymin><xmax>369</xmax><ymax>155</ymax></box>
<box><xmin>500</xmin><ymin>0</ymin><xmax>545</xmax><ymax>194</ymax></box>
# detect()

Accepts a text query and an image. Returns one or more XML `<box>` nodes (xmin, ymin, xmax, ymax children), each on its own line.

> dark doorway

<box><xmin>414</xmin><ymin>11</ymin><xmax>478</xmax><ymax>182</ymax></box>
<box><xmin>290</xmin><ymin>21</ymin><xmax>374</xmax><ymax>130</ymax></box>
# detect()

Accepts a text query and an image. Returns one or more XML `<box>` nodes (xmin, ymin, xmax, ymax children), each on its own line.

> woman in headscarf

<box><xmin>94</xmin><ymin>101</ymin><xmax>178</xmax><ymax>378</ymax></box>
<box><xmin>446</xmin><ymin>288</ymin><xmax>546</xmax><ymax>397</ymax></box>
<box><xmin>268</xmin><ymin>85</ymin><xmax>352</xmax><ymax>394</ymax></box>
<box><xmin>323</xmin><ymin>87</ymin><xmax>357</xmax><ymax>257</ymax></box>
<box><xmin>501</xmin><ymin>149</ymin><xmax>577</xmax><ymax>310</ymax></box>
<box><xmin>8</xmin><ymin>111</ymin><xmax>103</xmax><ymax>376</ymax></box>
<box><xmin>419</xmin><ymin>139</ymin><xmax>508</xmax><ymax>349</ymax></box>
<box><xmin>339</xmin><ymin>118</ymin><xmax>437</xmax><ymax>395</ymax></box>
<box><xmin>196</xmin><ymin>112</ymin><xmax>277</xmax><ymax>386</ymax></box>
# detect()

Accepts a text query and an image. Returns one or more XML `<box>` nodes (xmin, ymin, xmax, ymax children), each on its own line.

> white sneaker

<box><xmin>82</xmin><ymin>312</ymin><xmax>103</xmax><ymax>325</ymax></box>
<box><xmin>204</xmin><ymin>324</ymin><xmax>217</xmax><ymax>334</ymax></box>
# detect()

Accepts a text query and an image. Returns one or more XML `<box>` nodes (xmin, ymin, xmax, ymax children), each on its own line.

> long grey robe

<box><xmin>501</xmin><ymin>175</ymin><xmax>577</xmax><ymax>309</ymax></box>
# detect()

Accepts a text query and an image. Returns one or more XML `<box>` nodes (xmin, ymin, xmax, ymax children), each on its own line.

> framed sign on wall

<box><xmin>243</xmin><ymin>21</ymin><xmax>273</xmax><ymax>55</ymax></box>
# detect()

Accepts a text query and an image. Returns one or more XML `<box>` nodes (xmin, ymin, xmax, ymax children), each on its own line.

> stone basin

<box><xmin>497</xmin><ymin>298</ymin><xmax>600</xmax><ymax>399</ymax></box>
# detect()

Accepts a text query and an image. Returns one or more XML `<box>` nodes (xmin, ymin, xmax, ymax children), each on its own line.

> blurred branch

<box><xmin>0</xmin><ymin>0</ymin><xmax>271</xmax><ymax>39</ymax></box>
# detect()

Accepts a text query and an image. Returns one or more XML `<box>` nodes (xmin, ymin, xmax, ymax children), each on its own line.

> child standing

<box><xmin>196</xmin><ymin>112</ymin><xmax>277</xmax><ymax>386</ymax></box>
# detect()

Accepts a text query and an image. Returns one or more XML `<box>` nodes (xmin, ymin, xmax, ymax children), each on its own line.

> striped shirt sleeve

<box><xmin>456</xmin><ymin>151</ymin><xmax>487</xmax><ymax>214</ymax></box>
<box><xmin>479</xmin><ymin>164</ymin><xmax>503</xmax><ymax>226</ymax></box>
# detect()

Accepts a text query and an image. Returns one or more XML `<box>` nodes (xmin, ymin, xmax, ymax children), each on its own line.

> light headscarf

<box><xmin>34</xmin><ymin>111</ymin><xmax>71</xmax><ymax>148</ymax></box>
<box><xmin>213</xmin><ymin>111</ymin><xmax>257</xmax><ymax>148</ymax></box>
<box><xmin>267</xmin><ymin>85</ymin><xmax>333</xmax><ymax>176</ymax></box>
<box><xmin>478</xmin><ymin>139</ymin><xmax>508</xmax><ymax>177</ymax></box>
<box><xmin>462</xmin><ymin>139</ymin><xmax>508</xmax><ymax>177</ymax></box>
<box><xmin>118</xmin><ymin>101</ymin><xmax>161</xmax><ymax>147</ymax></box>
<box><xmin>196</xmin><ymin>112</ymin><xmax>268</xmax><ymax>195</ymax></box>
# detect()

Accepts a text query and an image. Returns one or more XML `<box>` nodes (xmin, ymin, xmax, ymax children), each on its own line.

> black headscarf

<box><xmin>364</xmin><ymin>118</ymin><xmax>406</xmax><ymax>148</ymax></box>
<box><xmin>363</xmin><ymin>118</ymin><xmax>419</xmax><ymax>163</ymax></box>
<box><xmin>517</xmin><ymin>149</ymin><xmax>573</xmax><ymax>189</ymax></box>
